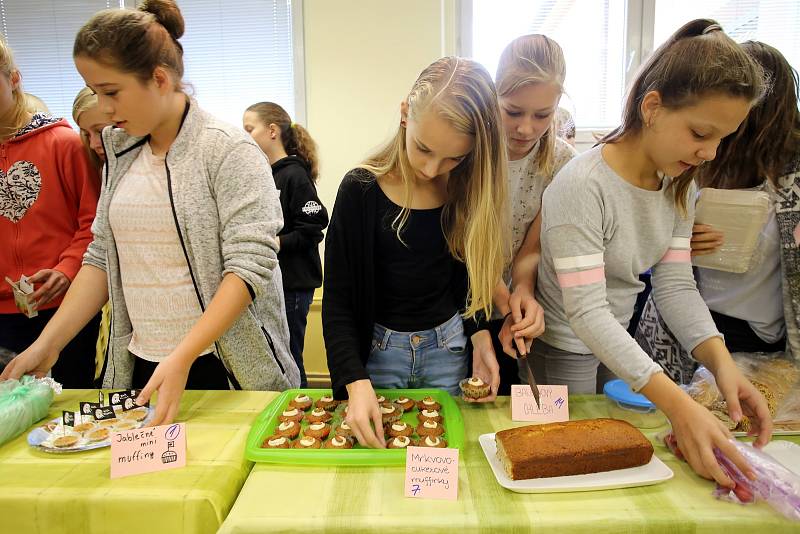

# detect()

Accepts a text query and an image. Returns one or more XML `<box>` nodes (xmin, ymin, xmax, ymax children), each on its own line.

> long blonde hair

<box><xmin>0</xmin><ymin>39</ymin><xmax>30</xmax><ymax>140</ymax></box>
<box><xmin>361</xmin><ymin>57</ymin><xmax>509</xmax><ymax>320</ymax></box>
<box><xmin>72</xmin><ymin>87</ymin><xmax>103</xmax><ymax>171</ymax></box>
<box><xmin>495</xmin><ymin>34</ymin><xmax>566</xmax><ymax>177</ymax></box>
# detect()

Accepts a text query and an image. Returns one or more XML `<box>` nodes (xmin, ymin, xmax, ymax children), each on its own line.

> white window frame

<box><xmin>458</xmin><ymin>0</ymin><xmax>656</xmax><ymax>141</ymax></box>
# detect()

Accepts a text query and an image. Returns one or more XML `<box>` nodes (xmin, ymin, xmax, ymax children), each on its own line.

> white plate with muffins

<box><xmin>478</xmin><ymin>432</ymin><xmax>673</xmax><ymax>493</ymax></box>
<box><xmin>28</xmin><ymin>406</ymin><xmax>154</xmax><ymax>453</ymax></box>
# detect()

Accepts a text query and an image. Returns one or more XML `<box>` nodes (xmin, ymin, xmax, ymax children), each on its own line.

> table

<box><xmin>0</xmin><ymin>389</ymin><xmax>277</xmax><ymax>534</ymax></box>
<box><xmin>219</xmin><ymin>395</ymin><xmax>799</xmax><ymax>533</ymax></box>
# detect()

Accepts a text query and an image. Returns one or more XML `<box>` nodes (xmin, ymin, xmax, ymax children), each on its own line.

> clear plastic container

<box><xmin>604</xmin><ymin>379</ymin><xmax>667</xmax><ymax>429</ymax></box>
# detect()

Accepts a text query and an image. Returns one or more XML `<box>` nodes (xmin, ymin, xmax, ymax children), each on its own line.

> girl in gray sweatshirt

<box><xmin>535</xmin><ymin>19</ymin><xmax>772</xmax><ymax>488</ymax></box>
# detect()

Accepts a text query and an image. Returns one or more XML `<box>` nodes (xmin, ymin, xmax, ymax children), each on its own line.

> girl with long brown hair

<box><xmin>534</xmin><ymin>20</ymin><xmax>772</xmax><ymax>486</ymax></box>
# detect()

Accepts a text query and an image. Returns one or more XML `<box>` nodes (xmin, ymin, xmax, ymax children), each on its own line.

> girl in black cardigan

<box><xmin>244</xmin><ymin>102</ymin><xmax>328</xmax><ymax>388</ymax></box>
<box><xmin>323</xmin><ymin>57</ymin><xmax>509</xmax><ymax>448</ymax></box>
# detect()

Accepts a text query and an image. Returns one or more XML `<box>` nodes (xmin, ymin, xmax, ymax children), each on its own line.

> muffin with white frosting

<box><xmin>460</xmin><ymin>377</ymin><xmax>490</xmax><ymax>399</ymax></box>
<box><xmin>416</xmin><ymin>419</ymin><xmax>445</xmax><ymax>437</ymax></box>
<box><xmin>387</xmin><ymin>435</ymin><xmax>415</xmax><ymax>449</ymax></box>
<box><xmin>386</xmin><ymin>421</ymin><xmax>413</xmax><ymax>438</ymax></box>
<box><xmin>261</xmin><ymin>435</ymin><xmax>291</xmax><ymax>448</ymax></box>
<box><xmin>324</xmin><ymin>435</ymin><xmax>353</xmax><ymax>449</ymax></box>
<box><xmin>303</xmin><ymin>422</ymin><xmax>331</xmax><ymax>440</ymax></box>
<box><xmin>293</xmin><ymin>436</ymin><xmax>322</xmax><ymax>449</ymax></box>
<box><xmin>418</xmin><ymin>435</ymin><xmax>447</xmax><ymax>448</ymax></box>
<box><xmin>289</xmin><ymin>394</ymin><xmax>313</xmax><ymax>411</ymax></box>
<box><xmin>417</xmin><ymin>409</ymin><xmax>443</xmax><ymax>424</ymax></box>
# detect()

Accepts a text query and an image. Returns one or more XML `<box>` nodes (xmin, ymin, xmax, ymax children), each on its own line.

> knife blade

<box><xmin>516</xmin><ymin>349</ymin><xmax>540</xmax><ymax>409</ymax></box>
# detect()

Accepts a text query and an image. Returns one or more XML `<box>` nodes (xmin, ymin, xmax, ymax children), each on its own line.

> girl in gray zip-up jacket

<box><xmin>1</xmin><ymin>1</ymin><xmax>299</xmax><ymax>425</ymax></box>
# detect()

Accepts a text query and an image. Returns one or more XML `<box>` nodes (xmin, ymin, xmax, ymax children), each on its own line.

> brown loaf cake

<box><xmin>495</xmin><ymin>418</ymin><xmax>653</xmax><ymax>480</ymax></box>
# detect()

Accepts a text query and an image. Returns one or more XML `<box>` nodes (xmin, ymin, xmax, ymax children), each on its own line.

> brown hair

<box><xmin>697</xmin><ymin>41</ymin><xmax>800</xmax><ymax>189</ymax></box>
<box><xmin>495</xmin><ymin>34</ymin><xmax>566</xmax><ymax>177</ymax></box>
<box><xmin>73</xmin><ymin>0</ymin><xmax>185</xmax><ymax>86</ymax></box>
<box><xmin>72</xmin><ymin>87</ymin><xmax>103</xmax><ymax>171</ymax></box>
<box><xmin>601</xmin><ymin>19</ymin><xmax>766</xmax><ymax>213</ymax></box>
<box><xmin>0</xmin><ymin>39</ymin><xmax>30</xmax><ymax>140</ymax></box>
<box><xmin>360</xmin><ymin>57</ymin><xmax>509</xmax><ymax>319</ymax></box>
<box><xmin>245</xmin><ymin>102</ymin><xmax>320</xmax><ymax>182</ymax></box>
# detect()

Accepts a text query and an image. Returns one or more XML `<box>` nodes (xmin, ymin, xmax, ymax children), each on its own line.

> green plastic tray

<box><xmin>245</xmin><ymin>388</ymin><xmax>464</xmax><ymax>465</ymax></box>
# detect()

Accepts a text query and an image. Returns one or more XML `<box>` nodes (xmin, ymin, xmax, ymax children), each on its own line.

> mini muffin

<box><xmin>86</xmin><ymin>428</ymin><xmax>110</xmax><ymax>442</ymax></box>
<box><xmin>416</xmin><ymin>419</ymin><xmax>445</xmax><ymax>437</ymax></box>
<box><xmin>307</xmin><ymin>408</ymin><xmax>333</xmax><ymax>424</ymax></box>
<box><xmin>293</xmin><ymin>436</ymin><xmax>322</xmax><ymax>449</ymax></box>
<box><xmin>97</xmin><ymin>418</ymin><xmax>119</xmax><ymax>428</ymax></box>
<box><xmin>53</xmin><ymin>435</ymin><xmax>80</xmax><ymax>448</ymax></box>
<box><xmin>324</xmin><ymin>435</ymin><xmax>353</xmax><ymax>449</ymax></box>
<box><xmin>74</xmin><ymin>422</ymin><xmax>96</xmax><ymax>433</ymax></box>
<box><xmin>113</xmin><ymin>420</ymin><xmax>139</xmax><ymax>432</ymax></box>
<box><xmin>418</xmin><ymin>435</ymin><xmax>447</xmax><ymax>448</ymax></box>
<box><xmin>380</xmin><ymin>404</ymin><xmax>403</xmax><ymax>424</ymax></box>
<box><xmin>278</xmin><ymin>408</ymin><xmax>304</xmax><ymax>424</ymax></box>
<box><xmin>41</xmin><ymin>422</ymin><xmax>58</xmax><ymax>433</ymax></box>
<box><xmin>416</xmin><ymin>396</ymin><xmax>441</xmax><ymax>411</ymax></box>
<box><xmin>275</xmin><ymin>420</ymin><xmax>301</xmax><ymax>439</ymax></box>
<box><xmin>121</xmin><ymin>407</ymin><xmax>149</xmax><ymax>422</ymax></box>
<box><xmin>261</xmin><ymin>435</ymin><xmax>291</xmax><ymax>449</ymax></box>
<box><xmin>460</xmin><ymin>376</ymin><xmax>491</xmax><ymax>399</ymax></box>
<box><xmin>315</xmin><ymin>395</ymin><xmax>339</xmax><ymax>411</ymax></box>
<box><xmin>375</xmin><ymin>394</ymin><xmax>387</xmax><ymax>404</ymax></box>
<box><xmin>387</xmin><ymin>435</ymin><xmax>414</xmax><ymax>449</ymax></box>
<box><xmin>386</xmin><ymin>421</ymin><xmax>413</xmax><ymax>438</ymax></box>
<box><xmin>417</xmin><ymin>409</ymin><xmax>443</xmax><ymax>424</ymax></box>
<box><xmin>393</xmin><ymin>396</ymin><xmax>415</xmax><ymax>411</ymax></box>
<box><xmin>303</xmin><ymin>422</ymin><xmax>331</xmax><ymax>440</ymax></box>
<box><xmin>334</xmin><ymin>421</ymin><xmax>354</xmax><ymax>440</ymax></box>
<box><xmin>289</xmin><ymin>394</ymin><xmax>313</xmax><ymax>411</ymax></box>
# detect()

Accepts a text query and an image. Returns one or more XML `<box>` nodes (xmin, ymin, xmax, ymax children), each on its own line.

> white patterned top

<box><xmin>108</xmin><ymin>143</ymin><xmax>213</xmax><ymax>362</ymax></box>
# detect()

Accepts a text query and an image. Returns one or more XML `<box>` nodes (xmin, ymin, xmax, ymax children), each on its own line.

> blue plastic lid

<box><xmin>603</xmin><ymin>379</ymin><xmax>655</xmax><ymax>410</ymax></box>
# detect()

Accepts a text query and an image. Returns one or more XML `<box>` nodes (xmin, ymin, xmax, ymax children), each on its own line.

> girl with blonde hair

<box><xmin>471</xmin><ymin>34</ymin><xmax>577</xmax><ymax>398</ymax></box>
<box><xmin>72</xmin><ymin>87</ymin><xmax>110</xmax><ymax>172</ymax></box>
<box><xmin>323</xmin><ymin>56</ymin><xmax>509</xmax><ymax>447</ymax></box>
<box><xmin>0</xmin><ymin>39</ymin><xmax>100</xmax><ymax>387</ymax></box>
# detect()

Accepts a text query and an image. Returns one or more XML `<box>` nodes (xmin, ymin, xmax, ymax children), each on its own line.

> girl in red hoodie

<box><xmin>0</xmin><ymin>40</ymin><xmax>100</xmax><ymax>387</ymax></box>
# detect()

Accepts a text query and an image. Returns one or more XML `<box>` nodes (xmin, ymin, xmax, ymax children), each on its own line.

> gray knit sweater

<box><xmin>85</xmin><ymin>99</ymin><xmax>300</xmax><ymax>390</ymax></box>
<box><xmin>537</xmin><ymin>146</ymin><xmax>721</xmax><ymax>390</ymax></box>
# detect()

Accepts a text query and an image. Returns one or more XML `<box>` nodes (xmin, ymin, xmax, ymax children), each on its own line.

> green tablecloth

<box><xmin>219</xmin><ymin>395</ymin><xmax>799</xmax><ymax>533</ymax></box>
<box><xmin>0</xmin><ymin>389</ymin><xmax>277</xmax><ymax>534</ymax></box>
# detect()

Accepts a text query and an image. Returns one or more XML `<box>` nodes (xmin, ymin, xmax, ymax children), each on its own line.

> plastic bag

<box><xmin>0</xmin><ymin>375</ymin><xmax>60</xmax><ymax>446</ymax></box>
<box><xmin>661</xmin><ymin>431</ymin><xmax>800</xmax><ymax>520</ymax></box>
<box><xmin>683</xmin><ymin>352</ymin><xmax>800</xmax><ymax>431</ymax></box>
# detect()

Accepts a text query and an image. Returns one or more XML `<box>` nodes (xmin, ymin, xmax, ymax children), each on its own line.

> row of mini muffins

<box><xmin>261</xmin><ymin>431</ymin><xmax>447</xmax><ymax>450</ymax></box>
<box><xmin>278</xmin><ymin>404</ymin><xmax>445</xmax><ymax>428</ymax></box>
<box><xmin>286</xmin><ymin>393</ymin><xmax>445</xmax><ymax>414</ymax></box>
<box><xmin>264</xmin><ymin>417</ymin><xmax>447</xmax><ymax>449</ymax></box>
<box><xmin>44</xmin><ymin>407</ymin><xmax>150</xmax><ymax>449</ymax></box>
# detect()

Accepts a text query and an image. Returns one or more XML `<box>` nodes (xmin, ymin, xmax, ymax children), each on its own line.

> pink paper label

<box><xmin>404</xmin><ymin>446</ymin><xmax>458</xmax><ymax>501</ymax></box>
<box><xmin>110</xmin><ymin>423</ymin><xmax>186</xmax><ymax>479</ymax></box>
<box><xmin>511</xmin><ymin>384</ymin><xmax>569</xmax><ymax>422</ymax></box>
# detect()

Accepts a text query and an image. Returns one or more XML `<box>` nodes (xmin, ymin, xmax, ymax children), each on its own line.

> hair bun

<box><xmin>140</xmin><ymin>0</ymin><xmax>185</xmax><ymax>40</ymax></box>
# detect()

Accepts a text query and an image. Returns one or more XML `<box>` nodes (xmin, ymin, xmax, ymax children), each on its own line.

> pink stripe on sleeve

<box><xmin>660</xmin><ymin>249</ymin><xmax>691</xmax><ymax>264</ymax></box>
<box><xmin>556</xmin><ymin>267</ymin><xmax>605</xmax><ymax>288</ymax></box>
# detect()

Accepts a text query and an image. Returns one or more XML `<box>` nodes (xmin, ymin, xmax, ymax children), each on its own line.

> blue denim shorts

<box><xmin>365</xmin><ymin>312</ymin><xmax>469</xmax><ymax>396</ymax></box>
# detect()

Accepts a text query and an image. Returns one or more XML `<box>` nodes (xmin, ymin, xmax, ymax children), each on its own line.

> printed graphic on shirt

<box><xmin>302</xmin><ymin>200</ymin><xmax>322</xmax><ymax>215</ymax></box>
<box><xmin>553</xmin><ymin>253</ymin><xmax>605</xmax><ymax>288</ymax></box>
<box><xmin>0</xmin><ymin>160</ymin><xmax>41</xmax><ymax>223</ymax></box>
<box><xmin>659</xmin><ymin>237</ymin><xmax>691</xmax><ymax>264</ymax></box>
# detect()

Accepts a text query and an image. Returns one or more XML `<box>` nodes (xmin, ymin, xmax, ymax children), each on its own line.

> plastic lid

<box><xmin>603</xmin><ymin>379</ymin><xmax>655</xmax><ymax>410</ymax></box>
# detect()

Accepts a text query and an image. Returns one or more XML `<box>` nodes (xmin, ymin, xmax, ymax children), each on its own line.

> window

<box><xmin>466</xmin><ymin>0</ymin><xmax>800</xmax><ymax>133</ymax></box>
<box><xmin>469</xmin><ymin>0</ymin><xmax>627</xmax><ymax>130</ymax></box>
<box><xmin>0</xmin><ymin>0</ymin><xmax>120</xmax><ymax>127</ymax></box>
<box><xmin>653</xmin><ymin>0</ymin><xmax>800</xmax><ymax>74</ymax></box>
<box><xmin>1</xmin><ymin>0</ymin><xmax>302</xmax><ymax>130</ymax></box>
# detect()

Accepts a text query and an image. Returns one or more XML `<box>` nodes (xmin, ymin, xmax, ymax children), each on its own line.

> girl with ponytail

<box><xmin>2</xmin><ymin>0</ymin><xmax>299</xmax><ymax>424</ymax></box>
<box><xmin>244</xmin><ymin>102</ymin><xmax>328</xmax><ymax>388</ymax></box>
<box><xmin>534</xmin><ymin>19</ymin><xmax>772</xmax><ymax>486</ymax></box>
